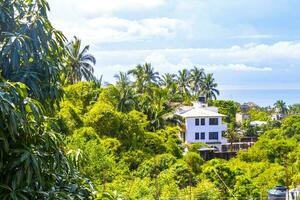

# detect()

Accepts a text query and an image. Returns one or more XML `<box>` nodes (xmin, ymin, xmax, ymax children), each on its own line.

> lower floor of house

<box><xmin>196</xmin><ymin>140</ymin><xmax>256</xmax><ymax>160</ymax></box>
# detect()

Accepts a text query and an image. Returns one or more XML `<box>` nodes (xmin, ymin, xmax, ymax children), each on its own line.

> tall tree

<box><xmin>129</xmin><ymin>63</ymin><xmax>160</xmax><ymax>93</ymax></box>
<box><xmin>274</xmin><ymin>100</ymin><xmax>288</xmax><ymax>114</ymax></box>
<box><xmin>0</xmin><ymin>0</ymin><xmax>66</xmax><ymax>109</ymax></box>
<box><xmin>65</xmin><ymin>36</ymin><xmax>96</xmax><ymax>84</ymax></box>
<box><xmin>128</xmin><ymin>64</ymin><xmax>144</xmax><ymax>92</ymax></box>
<box><xmin>138</xmin><ymin>86</ymin><xmax>174</xmax><ymax>131</ymax></box>
<box><xmin>161</xmin><ymin>73</ymin><xmax>177</xmax><ymax>96</ymax></box>
<box><xmin>0</xmin><ymin>0</ymin><xmax>92</xmax><ymax>198</ymax></box>
<box><xmin>161</xmin><ymin>73</ymin><xmax>176</xmax><ymax>88</ymax></box>
<box><xmin>113</xmin><ymin>72</ymin><xmax>136</xmax><ymax>112</ymax></box>
<box><xmin>142</xmin><ymin>63</ymin><xmax>160</xmax><ymax>85</ymax></box>
<box><xmin>177</xmin><ymin>69</ymin><xmax>191</xmax><ymax>101</ymax></box>
<box><xmin>201</xmin><ymin>73</ymin><xmax>219</xmax><ymax>100</ymax></box>
<box><xmin>189</xmin><ymin>67</ymin><xmax>205</xmax><ymax>98</ymax></box>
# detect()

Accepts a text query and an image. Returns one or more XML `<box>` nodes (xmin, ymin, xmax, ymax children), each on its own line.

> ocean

<box><xmin>219</xmin><ymin>89</ymin><xmax>300</xmax><ymax>107</ymax></box>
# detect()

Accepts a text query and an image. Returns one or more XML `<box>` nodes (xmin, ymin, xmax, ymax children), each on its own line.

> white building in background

<box><xmin>176</xmin><ymin>98</ymin><xmax>228</xmax><ymax>151</ymax></box>
<box><xmin>236</xmin><ymin>113</ymin><xmax>250</xmax><ymax>124</ymax></box>
<box><xmin>271</xmin><ymin>113</ymin><xmax>286</xmax><ymax>121</ymax></box>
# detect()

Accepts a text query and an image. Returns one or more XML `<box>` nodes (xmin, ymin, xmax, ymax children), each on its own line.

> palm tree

<box><xmin>128</xmin><ymin>63</ymin><xmax>160</xmax><ymax>93</ymax></box>
<box><xmin>176</xmin><ymin>69</ymin><xmax>191</xmax><ymax>101</ymax></box>
<box><xmin>142</xmin><ymin>63</ymin><xmax>160</xmax><ymax>85</ymax></box>
<box><xmin>161</xmin><ymin>73</ymin><xmax>175</xmax><ymax>87</ymax></box>
<box><xmin>189</xmin><ymin>66</ymin><xmax>205</xmax><ymax>98</ymax></box>
<box><xmin>138</xmin><ymin>86</ymin><xmax>174</xmax><ymax>131</ymax></box>
<box><xmin>288</xmin><ymin>104</ymin><xmax>300</xmax><ymax>114</ymax></box>
<box><xmin>201</xmin><ymin>73</ymin><xmax>219</xmax><ymax>100</ymax></box>
<box><xmin>161</xmin><ymin>73</ymin><xmax>177</xmax><ymax>96</ymax></box>
<box><xmin>113</xmin><ymin>72</ymin><xmax>136</xmax><ymax>112</ymax></box>
<box><xmin>128</xmin><ymin>64</ymin><xmax>144</xmax><ymax>92</ymax></box>
<box><xmin>65</xmin><ymin>36</ymin><xmax>96</xmax><ymax>84</ymax></box>
<box><xmin>274</xmin><ymin>100</ymin><xmax>288</xmax><ymax>114</ymax></box>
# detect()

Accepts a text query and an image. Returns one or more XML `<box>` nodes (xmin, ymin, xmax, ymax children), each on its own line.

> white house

<box><xmin>176</xmin><ymin>100</ymin><xmax>228</xmax><ymax>151</ymax></box>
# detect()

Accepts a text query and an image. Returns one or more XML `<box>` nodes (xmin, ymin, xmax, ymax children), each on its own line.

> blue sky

<box><xmin>48</xmin><ymin>0</ymin><xmax>300</xmax><ymax>105</ymax></box>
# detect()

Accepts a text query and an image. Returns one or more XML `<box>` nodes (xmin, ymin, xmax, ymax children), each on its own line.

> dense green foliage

<box><xmin>248</xmin><ymin>108</ymin><xmax>270</xmax><ymax>121</ymax></box>
<box><xmin>0</xmin><ymin>0</ymin><xmax>96</xmax><ymax>198</ymax></box>
<box><xmin>209</xmin><ymin>100</ymin><xmax>239</xmax><ymax>124</ymax></box>
<box><xmin>59</xmin><ymin>81</ymin><xmax>300</xmax><ymax>199</ymax></box>
<box><xmin>1</xmin><ymin>0</ymin><xmax>300</xmax><ymax>199</ymax></box>
<box><xmin>0</xmin><ymin>0</ymin><xmax>65</xmax><ymax>110</ymax></box>
<box><xmin>289</xmin><ymin>103</ymin><xmax>300</xmax><ymax>114</ymax></box>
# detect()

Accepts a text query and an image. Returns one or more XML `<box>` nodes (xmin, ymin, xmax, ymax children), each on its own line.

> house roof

<box><xmin>177</xmin><ymin>107</ymin><xmax>226</xmax><ymax>118</ymax></box>
<box><xmin>250</xmin><ymin>121</ymin><xmax>267</xmax><ymax>126</ymax></box>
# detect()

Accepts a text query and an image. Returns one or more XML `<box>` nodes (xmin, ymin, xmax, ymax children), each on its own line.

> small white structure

<box><xmin>250</xmin><ymin>120</ymin><xmax>267</xmax><ymax>126</ymax></box>
<box><xmin>288</xmin><ymin>186</ymin><xmax>300</xmax><ymax>200</ymax></box>
<box><xmin>176</xmin><ymin>100</ymin><xmax>227</xmax><ymax>151</ymax></box>
<box><xmin>236</xmin><ymin>113</ymin><xmax>250</xmax><ymax>124</ymax></box>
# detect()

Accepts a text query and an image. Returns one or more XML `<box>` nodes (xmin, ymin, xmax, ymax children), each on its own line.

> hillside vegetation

<box><xmin>1</xmin><ymin>0</ymin><xmax>300</xmax><ymax>199</ymax></box>
<box><xmin>59</xmin><ymin>81</ymin><xmax>300</xmax><ymax>199</ymax></box>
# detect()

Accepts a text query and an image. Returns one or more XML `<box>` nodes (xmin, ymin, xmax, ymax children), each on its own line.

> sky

<box><xmin>48</xmin><ymin>0</ymin><xmax>300</xmax><ymax>106</ymax></box>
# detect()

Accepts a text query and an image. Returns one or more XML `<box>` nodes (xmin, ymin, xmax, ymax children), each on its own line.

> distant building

<box><xmin>271</xmin><ymin>113</ymin><xmax>286</xmax><ymax>121</ymax></box>
<box><xmin>240</xmin><ymin>102</ymin><xmax>258</xmax><ymax>112</ymax></box>
<box><xmin>236</xmin><ymin>113</ymin><xmax>250</xmax><ymax>124</ymax></box>
<box><xmin>271</xmin><ymin>108</ymin><xmax>287</xmax><ymax>121</ymax></box>
<box><xmin>176</xmin><ymin>97</ymin><xmax>227</xmax><ymax>152</ymax></box>
<box><xmin>240</xmin><ymin>104</ymin><xmax>250</xmax><ymax>112</ymax></box>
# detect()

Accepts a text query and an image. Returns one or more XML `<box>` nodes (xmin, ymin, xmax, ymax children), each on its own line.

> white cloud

<box><xmin>52</xmin><ymin>17</ymin><xmax>186</xmax><ymax>44</ymax></box>
<box><xmin>144</xmin><ymin>52</ymin><xmax>191</xmax><ymax>72</ymax></box>
<box><xmin>48</xmin><ymin>0</ymin><xmax>183</xmax><ymax>44</ymax></box>
<box><xmin>96</xmin><ymin>41</ymin><xmax>300</xmax><ymax>65</ymax></box>
<box><xmin>49</xmin><ymin>0</ymin><xmax>166</xmax><ymax>15</ymax></box>
<box><xmin>48</xmin><ymin>0</ymin><xmax>292</xmax><ymax>48</ymax></box>
<box><xmin>100</xmin><ymin>51</ymin><xmax>272</xmax><ymax>77</ymax></box>
<box><xmin>93</xmin><ymin>41</ymin><xmax>300</xmax><ymax>82</ymax></box>
<box><xmin>203</xmin><ymin>64</ymin><xmax>272</xmax><ymax>72</ymax></box>
<box><xmin>231</xmin><ymin>34</ymin><xmax>273</xmax><ymax>39</ymax></box>
<box><xmin>79</xmin><ymin>0</ymin><xmax>166</xmax><ymax>14</ymax></box>
<box><xmin>143</xmin><ymin>53</ymin><xmax>272</xmax><ymax>72</ymax></box>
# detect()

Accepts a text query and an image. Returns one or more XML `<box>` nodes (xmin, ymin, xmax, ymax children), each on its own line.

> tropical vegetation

<box><xmin>1</xmin><ymin>0</ymin><xmax>300</xmax><ymax>199</ymax></box>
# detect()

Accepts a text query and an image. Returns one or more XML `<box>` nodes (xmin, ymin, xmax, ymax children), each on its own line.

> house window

<box><xmin>209</xmin><ymin>132</ymin><xmax>218</xmax><ymax>140</ymax></box>
<box><xmin>201</xmin><ymin>132</ymin><xmax>205</xmax><ymax>139</ymax></box>
<box><xmin>209</xmin><ymin>118</ymin><xmax>218</xmax><ymax>125</ymax></box>
<box><xmin>195</xmin><ymin>132</ymin><xmax>200</xmax><ymax>140</ymax></box>
<box><xmin>201</xmin><ymin>118</ymin><xmax>205</xmax><ymax>125</ymax></box>
<box><xmin>195</xmin><ymin>118</ymin><xmax>199</xmax><ymax>126</ymax></box>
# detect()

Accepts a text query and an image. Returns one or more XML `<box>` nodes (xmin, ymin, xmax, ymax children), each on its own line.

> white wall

<box><xmin>185</xmin><ymin>117</ymin><xmax>227</xmax><ymax>144</ymax></box>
